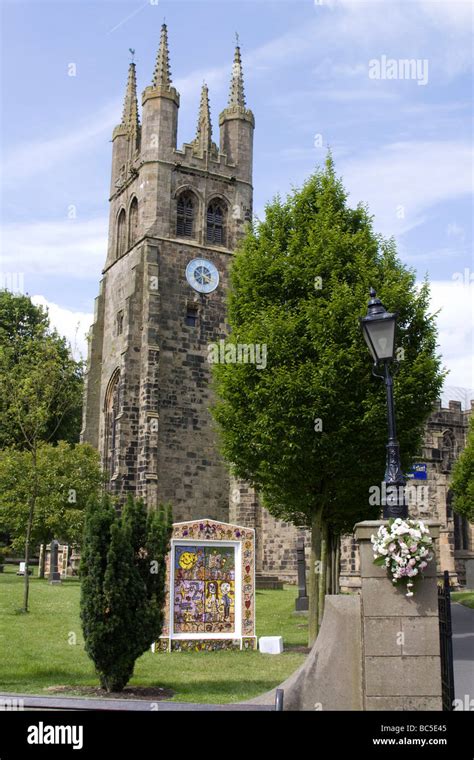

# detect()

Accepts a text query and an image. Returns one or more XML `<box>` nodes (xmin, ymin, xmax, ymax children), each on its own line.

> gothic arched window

<box><xmin>176</xmin><ymin>192</ymin><xmax>195</xmax><ymax>238</ymax></box>
<box><xmin>454</xmin><ymin>512</ymin><xmax>470</xmax><ymax>551</ymax></box>
<box><xmin>117</xmin><ymin>209</ymin><xmax>127</xmax><ymax>258</ymax></box>
<box><xmin>104</xmin><ymin>369</ymin><xmax>120</xmax><ymax>481</ymax></box>
<box><xmin>441</xmin><ymin>430</ymin><xmax>456</xmax><ymax>472</ymax></box>
<box><xmin>128</xmin><ymin>197</ymin><xmax>138</xmax><ymax>248</ymax></box>
<box><xmin>206</xmin><ymin>201</ymin><xmax>226</xmax><ymax>245</ymax></box>
<box><xmin>446</xmin><ymin>489</ymin><xmax>454</xmax><ymax>520</ymax></box>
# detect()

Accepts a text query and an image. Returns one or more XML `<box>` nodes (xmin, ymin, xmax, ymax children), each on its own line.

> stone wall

<box><xmin>250</xmin><ymin>523</ymin><xmax>443</xmax><ymax>711</ymax></box>
<box><xmin>338</xmin><ymin>399</ymin><xmax>473</xmax><ymax>590</ymax></box>
<box><xmin>81</xmin><ymin>37</ymin><xmax>255</xmax><ymax>524</ymax></box>
<box><xmin>237</xmin><ymin>399</ymin><xmax>473</xmax><ymax>587</ymax></box>
<box><xmin>355</xmin><ymin>521</ymin><xmax>442</xmax><ymax>710</ymax></box>
<box><xmin>229</xmin><ymin>478</ymin><xmax>311</xmax><ymax>582</ymax></box>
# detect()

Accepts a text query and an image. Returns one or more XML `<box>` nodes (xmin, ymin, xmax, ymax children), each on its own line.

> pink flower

<box><xmin>409</xmin><ymin>558</ymin><xmax>417</xmax><ymax>566</ymax></box>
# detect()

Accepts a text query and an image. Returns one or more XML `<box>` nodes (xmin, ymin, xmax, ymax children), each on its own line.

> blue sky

<box><xmin>0</xmin><ymin>0</ymin><xmax>473</xmax><ymax>397</ymax></box>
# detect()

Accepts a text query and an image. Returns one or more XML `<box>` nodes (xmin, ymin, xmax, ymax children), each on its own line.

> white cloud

<box><xmin>446</xmin><ymin>222</ymin><xmax>465</xmax><ymax>241</ymax></box>
<box><xmin>28</xmin><ymin>280</ymin><xmax>473</xmax><ymax>400</ymax></box>
<box><xmin>1</xmin><ymin>103</ymin><xmax>118</xmax><ymax>184</ymax></box>
<box><xmin>342</xmin><ymin>140</ymin><xmax>473</xmax><ymax>236</ymax></box>
<box><xmin>426</xmin><ymin>279</ymin><xmax>474</xmax><ymax>391</ymax></box>
<box><xmin>31</xmin><ymin>295</ymin><xmax>93</xmax><ymax>362</ymax></box>
<box><xmin>319</xmin><ymin>87</ymin><xmax>399</xmax><ymax>102</ymax></box>
<box><xmin>419</xmin><ymin>0</ymin><xmax>473</xmax><ymax>33</ymax></box>
<box><xmin>0</xmin><ymin>217</ymin><xmax>107</xmax><ymax>280</ymax></box>
<box><xmin>3</xmin><ymin>0</ymin><xmax>471</xmax><ymax>188</ymax></box>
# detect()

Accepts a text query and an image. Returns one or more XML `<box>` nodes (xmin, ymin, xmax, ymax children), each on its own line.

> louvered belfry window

<box><xmin>116</xmin><ymin>208</ymin><xmax>127</xmax><ymax>258</ymax></box>
<box><xmin>207</xmin><ymin>202</ymin><xmax>225</xmax><ymax>245</ymax></box>
<box><xmin>176</xmin><ymin>193</ymin><xmax>194</xmax><ymax>237</ymax></box>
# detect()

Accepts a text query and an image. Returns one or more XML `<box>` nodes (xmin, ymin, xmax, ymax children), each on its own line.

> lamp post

<box><xmin>360</xmin><ymin>288</ymin><xmax>408</xmax><ymax>519</ymax></box>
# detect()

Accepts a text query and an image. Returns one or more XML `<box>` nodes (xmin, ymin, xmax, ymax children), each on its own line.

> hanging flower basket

<box><xmin>371</xmin><ymin>518</ymin><xmax>434</xmax><ymax>597</ymax></box>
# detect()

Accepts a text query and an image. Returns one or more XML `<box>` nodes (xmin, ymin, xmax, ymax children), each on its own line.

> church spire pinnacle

<box><xmin>152</xmin><ymin>23</ymin><xmax>172</xmax><ymax>88</ymax></box>
<box><xmin>114</xmin><ymin>60</ymin><xmax>140</xmax><ymax>155</ymax></box>
<box><xmin>193</xmin><ymin>82</ymin><xmax>213</xmax><ymax>154</ymax></box>
<box><xmin>121</xmin><ymin>61</ymin><xmax>140</xmax><ymax>134</ymax></box>
<box><xmin>227</xmin><ymin>39</ymin><xmax>246</xmax><ymax>108</ymax></box>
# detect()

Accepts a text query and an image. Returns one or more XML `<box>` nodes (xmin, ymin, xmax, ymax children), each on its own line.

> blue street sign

<box><xmin>406</xmin><ymin>463</ymin><xmax>428</xmax><ymax>480</ymax></box>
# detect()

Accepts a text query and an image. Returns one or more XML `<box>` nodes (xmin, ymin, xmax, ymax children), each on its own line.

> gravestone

<box><xmin>16</xmin><ymin>562</ymin><xmax>31</xmax><ymax>576</ymax></box>
<box><xmin>156</xmin><ymin>519</ymin><xmax>257</xmax><ymax>651</ymax></box>
<box><xmin>259</xmin><ymin>636</ymin><xmax>283</xmax><ymax>654</ymax></box>
<box><xmin>49</xmin><ymin>540</ymin><xmax>61</xmax><ymax>584</ymax></box>
<box><xmin>295</xmin><ymin>537</ymin><xmax>309</xmax><ymax>612</ymax></box>
<box><xmin>42</xmin><ymin>542</ymin><xmax>69</xmax><ymax>579</ymax></box>
<box><xmin>465</xmin><ymin>559</ymin><xmax>474</xmax><ymax>590</ymax></box>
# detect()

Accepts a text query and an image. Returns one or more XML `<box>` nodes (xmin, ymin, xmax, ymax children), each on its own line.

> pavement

<box><xmin>452</xmin><ymin>602</ymin><xmax>474</xmax><ymax>704</ymax></box>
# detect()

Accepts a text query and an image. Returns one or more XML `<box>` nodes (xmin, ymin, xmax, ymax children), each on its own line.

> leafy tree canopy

<box><xmin>0</xmin><ymin>290</ymin><xmax>84</xmax><ymax>447</ymax></box>
<box><xmin>0</xmin><ymin>441</ymin><xmax>103</xmax><ymax>552</ymax></box>
<box><xmin>212</xmin><ymin>156</ymin><xmax>445</xmax><ymax>536</ymax></box>
<box><xmin>451</xmin><ymin>416</ymin><xmax>474</xmax><ymax>522</ymax></box>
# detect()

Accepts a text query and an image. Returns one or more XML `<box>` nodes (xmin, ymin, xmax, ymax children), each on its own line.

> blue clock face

<box><xmin>185</xmin><ymin>258</ymin><xmax>219</xmax><ymax>294</ymax></box>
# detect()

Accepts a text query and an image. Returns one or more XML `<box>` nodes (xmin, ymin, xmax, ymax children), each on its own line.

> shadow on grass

<box><xmin>0</xmin><ymin>678</ymin><xmax>279</xmax><ymax>704</ymax></box>
<box><xmin>0</xmin><ymin>674</ymin><xmax>98</xmax><ymax>695</ymax></box>
<box><xmin>161</xmin><ymin>680</ymin><xmax>278</xmax><ymax>701</ymax></box>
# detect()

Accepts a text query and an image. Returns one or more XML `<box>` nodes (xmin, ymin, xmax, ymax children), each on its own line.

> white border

<box><xmin>169</xmin><ymin>539</ymin><xmax>242</xmax><ymax>640</ymax></box>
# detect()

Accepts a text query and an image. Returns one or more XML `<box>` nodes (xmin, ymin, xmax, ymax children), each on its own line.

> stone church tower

<box><xmin>81</xmin><ymin>25</ymin><xmax>254</xmax><ymax>522</ymax></box>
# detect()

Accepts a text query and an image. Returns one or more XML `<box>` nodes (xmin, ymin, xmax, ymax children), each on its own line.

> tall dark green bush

<box><xmin>80</xmin><ymin>494</ymin><xmax>172</xmax><ymax>692</ymax></box>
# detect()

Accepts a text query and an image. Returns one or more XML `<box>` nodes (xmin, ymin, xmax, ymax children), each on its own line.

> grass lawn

<box><xmin>452</xmin><ymin>590</ymin><xmax>474</xmax><ymax>609</ymax></box>
<box><xmin>0</xmin><ymin>566</ymin><xmax>307</xmax><ymax>703</ymax></box>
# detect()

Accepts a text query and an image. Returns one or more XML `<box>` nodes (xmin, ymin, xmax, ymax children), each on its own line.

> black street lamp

<box><xmin>360</xmin><ymin>288</ymin><xmax>408</xmax><ymax>519</ymax></box>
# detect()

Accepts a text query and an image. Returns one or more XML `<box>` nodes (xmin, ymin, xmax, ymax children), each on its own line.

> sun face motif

<box><xmin>179</xmin><ymin>551</ymin><xmax>197</xmax><ymax>570</ymax></box>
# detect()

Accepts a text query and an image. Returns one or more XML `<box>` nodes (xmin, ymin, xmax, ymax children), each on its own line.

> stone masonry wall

<box><xmin>338</xmin><ymin>400</ymin><xmax>473</xmax><ymax>590</ymax></box>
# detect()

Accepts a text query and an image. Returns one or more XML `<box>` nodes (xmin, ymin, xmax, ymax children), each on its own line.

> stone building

<box><xmin>338</xmin><ymin>399</ymin><xmax>474</xmax><ymax>590</ymax></box>
<box><xmin>82</xmin><ymin>25</ymin><xmax>473</xmax><ymax>587</ymax></box>
<box><xmin>230</xmin><ymin>400</ymin><xmax>473</xmax><ymax>588</ymax></box>
<box><xmin>81</xmin><ymin>25</ymin><xmax>254</xmax><ymax>523</ymax></box>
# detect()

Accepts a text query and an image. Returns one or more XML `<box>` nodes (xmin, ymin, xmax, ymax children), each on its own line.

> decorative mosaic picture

<box><xmin>173</xmin><ymin>545</ymin><xmax>235</xmax><ymax>633</ymax></box>
<box><xmin>157</xmin><ymin>520</ymin><xmax>256</xmax><ymax>651</ymax></box>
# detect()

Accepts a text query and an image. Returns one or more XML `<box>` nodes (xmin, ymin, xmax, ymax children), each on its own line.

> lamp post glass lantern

<box><xmin>360</xmin><ymin>289</ymin><xmax>408</xmax><ymax>519</ymax></box>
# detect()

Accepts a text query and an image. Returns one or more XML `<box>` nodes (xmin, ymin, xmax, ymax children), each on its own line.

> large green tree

<box><xmin>80</xmin><ymin>495</ymin><xmax>172</xmax><ymax>692</ymax></box>
<box><xmin>212</xmin><ymin>157</ymin><xmax>445</xmax><ymax>643</ymax></box>
<box><xmin>0</xmin><ymin>324</ymin><xmax>84</xmax><ymax>611</ymax></box>
<box><xmin>0</xmin><ymin>441</ymin><xmax>103</xmax><ymax>576</ymax></box>
<box><xmin>451</xmin><ymin>416</ymin><xmax>474</xmax><ymax>522</ymax></box>
<box><xmin>0</xmin><ymin>290</ymin><xmax>83</xmax><ymax>448</ymax></box>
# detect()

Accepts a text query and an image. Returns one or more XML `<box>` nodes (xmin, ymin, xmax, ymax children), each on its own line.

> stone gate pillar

<box><xmin>355</xmin><ymin>520</ymin><xmax>443</xmax><ymax>710</ymax></box>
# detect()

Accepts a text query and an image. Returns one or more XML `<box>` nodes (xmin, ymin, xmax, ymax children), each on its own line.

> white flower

<box><xmin>372</xmin><ymin>518</ymin><xmax>433</xmax><ymax>596</ymax></box>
